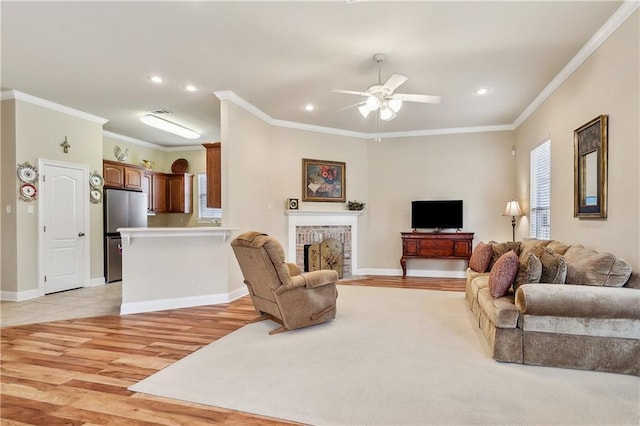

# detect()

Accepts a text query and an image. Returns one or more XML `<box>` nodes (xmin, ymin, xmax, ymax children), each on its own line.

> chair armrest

<box><xmin>301</xmin><ymin>269</ymin><xmax>339</xmax><ymax>288</ymax></box>
<box><xmin>287</xmin><ymin>263</ymin><xmax>302</xmax><ymax>277</ymax></box>
<box><xmin>515</xmin><ymin>284</ymin><xmax>640</xmax><ymax>319</ymax></box>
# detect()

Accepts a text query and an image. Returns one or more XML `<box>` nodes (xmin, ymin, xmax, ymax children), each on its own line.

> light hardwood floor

<box><xmin>1</xmin><ymin>276</ymin><xmax>465</xmax><ymax>425</ymax></box>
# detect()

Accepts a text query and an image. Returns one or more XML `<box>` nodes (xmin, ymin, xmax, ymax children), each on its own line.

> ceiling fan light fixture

<box><xmin>140</xmin><ymin>114</ymin><xmax>200</xmax><ymax>139</ymax></box>
<box><xmin>380</xmin><ymin>104</ymin><xmax>395</xmax><ymax>121</ymax></box>
<box><xmin>388</xmin><ymin>98</ymin><xmax>402</xmax><ymax>112</ymax></box>
<box><xmin>358</xmin><ymin>104</ymin><xmax>371</xmax><ymax>118</ymax></box>
<box><xmin>365</xmin><ymin>96</ymin><xmax>380</xmax><ymax>111</ymax></box>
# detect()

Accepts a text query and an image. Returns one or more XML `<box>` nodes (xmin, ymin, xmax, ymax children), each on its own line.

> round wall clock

<box><xmin>89</xmin><ymin>172</ymin><xmax>104</xmax><ymax>188</ymax></box>
<box><xmin>17</xmin><ymin>162</ymin><xmax>38</xmax><ymax>183</ymax></box>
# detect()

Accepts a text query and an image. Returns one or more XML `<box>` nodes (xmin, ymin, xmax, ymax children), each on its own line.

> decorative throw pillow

<box><xmin>489</xmin><ymin>241</ymin><xmax>521</xmax><ymax>269</ymax></box>
<box><xmin>469</xmin><ymin>241</ymin><xmax>493</xmax><ymax>273</ymax></box>
<box><xmin>538</xmin><ymin>248</ymin><xmax>567</xmax><ymax>284</ymax></box>
<box><xmin>519</xmin><ymin>238</ymin><xmax>551</xmax><ymax>262</ymax></box>
<box><xmin>513</xmin><ymin>253</ymin><xmax>542</xmax><ymax>291</ymax></box>
<box><xmin>488</xmin><ymin>250</ymin><xmax>519</xmax><ymax>298</ymax></box>
<box><xmin>563</xmin><ymin>246</ymin><xmax>632</xmax><ymax>287</ymax></box>
<box><xmin>546</xmin><ymin>240</ymin><xmax>571</xmax><ymax>255</ymax></box>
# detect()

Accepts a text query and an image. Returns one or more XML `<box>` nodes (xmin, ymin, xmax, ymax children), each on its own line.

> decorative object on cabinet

<box><xmin>142</xmin><ymin>159</ymin><xmax>155</xmax><ymax>170</ymax></box>
<box><xmin>502</xmin><ymin>200</ymin><xmax>522</xmax><ymax>242</ymax></box>
<box><xmin>90</xmin><ymin>188</ymin><xmax>103</xmax><ymax>204</ymax></box>
<box><xmin>89</xmin><ymin>171</ymin><xmax>104</xmax><ymax>189</ymax></box>
<box><xmin>574</xmin><ymin>114</ymin><xmax>608</xmax><ymax>218</ymax></box>
<box><xmin>113</xmin><ymin>146</ymin><xmax>129</xmax><ymax>162</ymax></box>
<box><xmin>60</xmin><ymin>136</ymin><xmax>71</xmax><ymax>153</ymax></box>
<box><xmin>17</xmin><ymin>161</ymin><xmax>38</xmax><ymax>183</ymax></box>
<box><xmin>302</xmin><ymin>158</ymin><xmax>345</xmax><ymax>202</ymax></box>
<box><xmin>171</xmin><ymin>158</ymin><xmax>189</xmax><ymax>173</ymax></box>
<box><xmin>287</xmin><ymin>198</ymin><xmax>299</xmax><ymax>210</ymax></box>
<box><xmin>347</xmin><ymin>200</ymin><xmax>365</xmax><ymax>211</ymax></box>
<box><xmin>19</xmin><ymin>183</ymin><xmax>37</xmax><ymax>201</ymax></box>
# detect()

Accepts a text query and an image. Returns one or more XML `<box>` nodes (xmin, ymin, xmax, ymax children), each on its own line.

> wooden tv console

<box><xmin>400</xmin><ymin>231</ymin><xmax>474</xmax><ymax>278</ymax></box>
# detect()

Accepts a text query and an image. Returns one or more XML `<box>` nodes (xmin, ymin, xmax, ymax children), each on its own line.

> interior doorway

<box><xmin>38</xmin><ymin>159</ymin><xmax>90</xmax><ymax>294</ymax></box>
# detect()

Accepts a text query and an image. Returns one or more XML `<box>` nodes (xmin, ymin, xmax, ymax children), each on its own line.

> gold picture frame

<box><xmin>302</xmin><ymin>158</ymin><xmax>346</xmax><ymax>202</ymax></box>
<box><xmin>574</xmin><ymin>115</ymin><xmax>608</xmax><ymax>218</ymax></box>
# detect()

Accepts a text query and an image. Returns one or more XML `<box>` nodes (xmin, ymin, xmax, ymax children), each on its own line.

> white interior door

<box><xmin>42</xmin><ymin>162</ymin><xmax>87</xmax><ymax>294</ymax></box>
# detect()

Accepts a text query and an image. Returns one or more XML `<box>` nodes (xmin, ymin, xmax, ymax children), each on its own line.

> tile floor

<box><xmin>1</xmin><ymin>283</ymin><xmax>122</xmax><ymax>327</ymax></box>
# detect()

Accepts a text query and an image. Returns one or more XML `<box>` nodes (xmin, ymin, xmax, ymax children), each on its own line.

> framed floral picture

<box><xmin>302</xmin><ymin>158</ymin><xmax>346</xmax><ymax>202</ymax></box>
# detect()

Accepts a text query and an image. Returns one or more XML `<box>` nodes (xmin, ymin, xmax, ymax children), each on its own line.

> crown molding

<box><xmin>103</xmin><ymin>130</ymin><xmax>203</xmax><ymax>152</ymax></box>
<box><xmin>215</xmin><ymin>90</ymin><xmax>513</xmax><ymax>139</ymax></box>
<box><xmin>513</xmin><ymin>0</ymin><xmax>639</xmax><ymax>128</ymax></box>
<box><xmin>1</xmin><ymin>90</ymin><xmax>109</xmax><ymax>125</ymax></box>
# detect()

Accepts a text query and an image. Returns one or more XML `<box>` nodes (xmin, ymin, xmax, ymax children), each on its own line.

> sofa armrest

<box><xmin>515</xmin><ymin>284</ymin><xmax>640</xmax><ymax>319</ymax></box>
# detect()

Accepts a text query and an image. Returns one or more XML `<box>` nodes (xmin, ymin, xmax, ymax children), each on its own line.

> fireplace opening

<box><xmin>304</xmin><ymin>238</ymin><xmax>344</xmax><ymax>278</ymax></box>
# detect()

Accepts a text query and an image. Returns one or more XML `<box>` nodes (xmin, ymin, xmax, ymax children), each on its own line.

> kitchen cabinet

<box><xmin>203</xmin><ymin>142</ymin><xmax>221</xmax><ymax>208</ymax></box>
<box><xmin>167</xmin><ymin>173</ymin><xmax>193</xmax><ymax>213</ymax></box>
<box><xmin>103</xmin><ymin>160</ymin><xmax>144</xmax><ymax>191</ymax></box>
<box><xmin>142</xmin><ymin>171</ymin><xmax>168</xmax><ymax>213</ymax></box>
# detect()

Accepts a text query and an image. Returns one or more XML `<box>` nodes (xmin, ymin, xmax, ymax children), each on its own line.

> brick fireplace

<box><xmin>286</xmin><ymin>210</ymin><xmax>362</xmax><ymax>278</ymax></box>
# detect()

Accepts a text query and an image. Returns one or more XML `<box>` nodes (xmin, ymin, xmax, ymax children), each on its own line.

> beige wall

<box><xmin>366</xmin><ymin>131</ymin><xmax>517</xmax><ymax>273</ymax></box>
<box><xmin>515</xmin><ymin>10</ymin><xmax>639</xmax><ymax>270</ymax></box>
<box><xmin>1</xmin><ymin>100</ymin><xmax>18</xmax><ymax>292</ymax></box>
<box><xmin>219</xmin><ymin>100</ymin><xmax>516</xmax><ymax>276</ymax></box>
<box><xmin>1</xmin><ymin>98</ymin><xmax>105</xmax><ymax>296</ymax></box>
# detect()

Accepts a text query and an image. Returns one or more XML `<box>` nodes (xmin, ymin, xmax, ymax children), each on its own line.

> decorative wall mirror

<box><xmin>574</xmin><ymin>114</ymin><xmax>608</xmax><ymax>218</ymax></box>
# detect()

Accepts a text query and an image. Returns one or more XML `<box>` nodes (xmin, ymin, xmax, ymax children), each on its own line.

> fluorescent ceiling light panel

<box><xmin>140</xmin><ymin>114</ymin><xmax>200</xmax><ymax>139</ymax></box>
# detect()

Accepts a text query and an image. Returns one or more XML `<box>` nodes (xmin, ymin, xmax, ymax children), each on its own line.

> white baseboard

<box><xmin>120</xmin><ymin>287</ymin><xmax>249</xmax><ymax>315</ymax></box>
<box><xmin>88</xmin><ymin>277</ymin><xmax>106</xmax><ymax>287</ymax></box>
<box><xmin>356</xmin><ymin>268</ymin><xmax>466</xmax><ymax>279</ymax></box>
<box><xmin>0</xmin><ymin>288</ymin><xmax>43</xmax><ymax>302</ymax></box>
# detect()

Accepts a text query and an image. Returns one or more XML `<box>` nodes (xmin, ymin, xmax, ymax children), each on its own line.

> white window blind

<box><xmin>530</xmin><ymin>140</ymin><xmax>551</xmax><ymax>239</ymax></box>
<box><xmin>197</xmin><ymin>173</ymin><xmax>222</xmax><ymax>220</ymax></box>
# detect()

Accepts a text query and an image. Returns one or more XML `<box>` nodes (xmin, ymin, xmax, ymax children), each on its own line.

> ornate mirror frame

<box><xmin>574</xmin><ymin>114</ymin><xmax>608</xmax><ymax>218</ymax></box>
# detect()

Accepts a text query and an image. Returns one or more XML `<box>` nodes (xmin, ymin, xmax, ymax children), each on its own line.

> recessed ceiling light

<box><xmin>473</xmin><ymin>87</ymin><xmax>490</xmax><ymax>96</ymax></box>
<box><xmin>185</xmin><ymin>84</ymin><xmax>197</xmax><ymax>92</ymax></box>
<box><xmin>303</xmin><ymin>104</ymin><xmax>315</xmax><ymax>111</ymax></box>
<box><xmin>148</xmin><ymin>75</ymin><xmax>163</xmax><ymax>84</ymax></box>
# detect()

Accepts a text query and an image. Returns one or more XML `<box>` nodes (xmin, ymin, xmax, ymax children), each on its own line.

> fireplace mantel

<box><xmin>286</xmin><ymin>210</ymin><xmax>362</xmax><ymax>275</ymax></box>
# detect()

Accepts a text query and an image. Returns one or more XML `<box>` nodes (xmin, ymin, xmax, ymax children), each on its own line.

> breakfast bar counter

<box><xmin>117</xmin><ymin>227</ymin><xmax>246</xmax><ymax>314</ymax></box>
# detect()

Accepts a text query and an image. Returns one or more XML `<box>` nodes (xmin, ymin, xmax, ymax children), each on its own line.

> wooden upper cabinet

<box><xmin>151</xmin><ymin>173</ymin><xmax>168</xmax><ymax>213</ymax></box>
<box><xmin>203</xmin><ymin>142</ymin><xmax>221</xmax><ymax>208</ymax></box>
<box><xmin>103</xmin><ymin>161</ymin><xmax>125</xmax><ymax>188</ymax></box>
<box><xmin>167</xmin><ymin>173</ymin><xmax>193</xmax><ymax>213</ymax></box>
<box><xmin>103</xmin><ymin>160</ymin><xmax>143</xmax><ymax>191</ymax></box>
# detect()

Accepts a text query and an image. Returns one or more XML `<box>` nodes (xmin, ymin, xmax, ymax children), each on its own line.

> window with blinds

<box><xmin>530</xmin><ymin>140</ymin><xmax>551</xmax><ymax>239</ymax></box>
<box><xmin>197</xmin><ymin>173</ymin><xmax>222</xmax><ymax>220</ymax></box>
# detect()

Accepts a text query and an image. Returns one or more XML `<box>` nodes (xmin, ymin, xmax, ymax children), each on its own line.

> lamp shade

<box><xmin>502</xmin><ymin>200</ymin><xmax>523</xmax><ymax>217</ymax></box>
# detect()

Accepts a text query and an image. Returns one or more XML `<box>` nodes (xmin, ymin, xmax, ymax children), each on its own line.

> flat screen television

<box><xmin>411</xmin><ymin>200</ymin><xmax>463</xmax><ymax>230</ymax></box>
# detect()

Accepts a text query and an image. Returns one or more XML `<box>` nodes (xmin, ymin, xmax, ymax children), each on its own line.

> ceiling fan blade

<box><xmin>392</xmin><ymin>93</ymin><xmax>441</xmax><ymax>104</ymax></box>
<box><xmin>382</xmin><ymin>74</ymin><xmax>408</xmax><ymax>92</ymax></box>
<box><xmin>329</xmin><ymin>88</ymin><xmax>370</xmax><ymax>97</ymax></box>
<box><xmin>335</xmin><ymin>101</ymin><xmax>365</xmax><ymax>112</ymax></box>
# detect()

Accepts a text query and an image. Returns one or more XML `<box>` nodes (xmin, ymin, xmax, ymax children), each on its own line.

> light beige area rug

<box><xmin>130</xmin><ymin>285</ymin><xmax>639</xmax><ymax>425</ymax></box>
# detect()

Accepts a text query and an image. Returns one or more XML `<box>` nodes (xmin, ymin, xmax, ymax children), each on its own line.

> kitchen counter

<box><xmin>116</xmin><ymin>227</ymin><xmax>246</xmax><ymax>314</ymax></box>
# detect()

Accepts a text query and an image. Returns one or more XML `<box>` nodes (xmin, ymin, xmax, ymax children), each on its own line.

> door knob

<box><xmin>78</xmin><ymin>232</ymin><xmax>85</xmax><ymax>237</ymax></box>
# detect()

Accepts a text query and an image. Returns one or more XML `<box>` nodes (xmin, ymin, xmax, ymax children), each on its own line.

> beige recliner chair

<box><xmin>231</xmin><ymin>231</ymin><xmax>339</xmax><ymax>334</ymax></box>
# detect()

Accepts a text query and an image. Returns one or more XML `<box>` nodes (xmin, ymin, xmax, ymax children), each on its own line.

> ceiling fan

<box><xmin>331</xmin><ymin>54</ymin><xmax>441</xmax><ymax>122</ymax></box>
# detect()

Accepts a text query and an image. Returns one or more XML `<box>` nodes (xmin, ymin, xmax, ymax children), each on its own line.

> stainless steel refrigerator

<box><xmin>104</xmin><ymin>189</ymin><xmax>147</xmax><ymax>283</ymax></box>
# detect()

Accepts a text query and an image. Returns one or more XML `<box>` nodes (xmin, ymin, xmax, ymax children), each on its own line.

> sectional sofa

<box><xmin>465</xmin><ymin>238</ymin><xmax>640</xmax><ymax>376</ymax></box>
